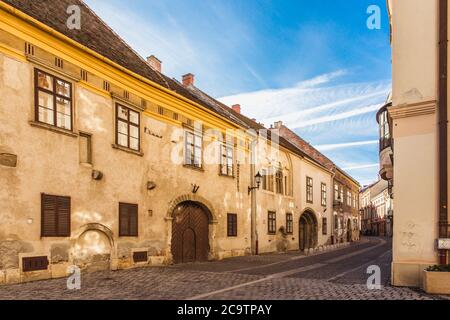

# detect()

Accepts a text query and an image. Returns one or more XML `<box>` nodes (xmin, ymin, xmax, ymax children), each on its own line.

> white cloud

<box><xmin>342</xmin><ymin>164</ymin><xmax>379</xmax><ymax>171</ymax></box>
<box><xmin>316</xmin><ymin>140</ymin><xmax>378</xmax><ymax>151</ymax></box>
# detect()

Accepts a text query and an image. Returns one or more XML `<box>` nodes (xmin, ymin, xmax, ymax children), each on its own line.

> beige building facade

<box><xmin>0</xmin><ymin>0</ymin><xmax>359</xmax><ymax>284</ymax></box>
<box><xmin>382</xmin><ymin>0</ymin><xmax>450</xmax><ymax>287</ymax></box>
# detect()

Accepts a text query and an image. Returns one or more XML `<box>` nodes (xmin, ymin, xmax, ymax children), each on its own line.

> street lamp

<box><xmin>248</xmin><ymin>171</ymin><xmax>262</xmax><ymax>194</ymax></box>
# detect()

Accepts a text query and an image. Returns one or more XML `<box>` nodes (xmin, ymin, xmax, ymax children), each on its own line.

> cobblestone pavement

<box><xmin>0</xmin><ymin>237</ymin><xmax>447</xmax><ymax>300</ymax></box>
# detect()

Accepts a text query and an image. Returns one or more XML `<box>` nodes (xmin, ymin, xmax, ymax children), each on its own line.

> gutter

<box><xmin>439</xmin><ymin>0</ymin><xmax>449</xmax><ymax>265</ymax></box>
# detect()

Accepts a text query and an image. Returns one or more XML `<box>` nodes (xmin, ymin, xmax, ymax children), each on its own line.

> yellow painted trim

<box><xmin>78</xmin><ymin>81</ymin><xmax>111</xmax><ymax>99</ymax></box>
<box><xmin>0</xmin><ymin>3</ymin><xmax>243</xmax><ymax>133</ymax></box>
<box><xmin>0</xmin><ymin>41</ymin><xmax>26</xmax><ymax>61</ymax></box>
<box><xmin>143</xmin><ymin>111</ymin><xmax>183</xmax><ymax>127</ymax></box>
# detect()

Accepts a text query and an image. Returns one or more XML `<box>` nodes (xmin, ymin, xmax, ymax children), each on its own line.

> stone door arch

<box><xmin>171</xmin><ymin>201</ymin><xmax>210</xmax><ymax>264</ymax></box>
<box><xmin>299</xmin><ymin>210</ymin><xmax>318</xmax><ymax>251</ymax></box>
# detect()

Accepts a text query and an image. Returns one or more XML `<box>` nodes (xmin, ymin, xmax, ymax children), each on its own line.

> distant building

<box><xmin>359</xmin><ymin>180</ymin><xmax>393</xmax><ymax>237</ymax></box>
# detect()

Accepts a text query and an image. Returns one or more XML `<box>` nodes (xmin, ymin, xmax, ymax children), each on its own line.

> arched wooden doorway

<box><xmin>347</xmin><ymin>219</ymin><xmax>352</xmax><ymax>242</ymax></box>
<box><xmin>299</xmin><ymin>210</ymin><xmax>318</xmax><ymax>251</ymax></box>
<box><xmin>171</xmin><ymin>201</ymin><xmax>210</xmax><ymax>264</ymax></box>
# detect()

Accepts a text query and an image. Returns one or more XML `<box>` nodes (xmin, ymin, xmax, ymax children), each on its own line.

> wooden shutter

<box><xmin>41</xmin><ymin>194</ymin><xmax>71</xmax><ymax>237</ymax></box>
<box><xmin>119</xmin><ymin>203</ymin><xmax>138</xmax><ymax>237</ymax></box>
<box><xmin>41</xmin><ymin>194</ymin><xmax>57</xmax><ymax>237</ymax></box>
<box><xmin>57</xmin><ymin>196</ymin><xmax>71</xmax><ymax>237</ymax></box>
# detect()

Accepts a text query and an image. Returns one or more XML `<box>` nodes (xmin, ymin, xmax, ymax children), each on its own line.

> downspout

<box><xmin>250</xmin><ymin>137</ymin><xmax>258</xmax><ymax>255</ymax></box>
<box><xmin>439</xmin><ymin>0</ymin><xmax>449</xmax><ymax>265</ymax></box>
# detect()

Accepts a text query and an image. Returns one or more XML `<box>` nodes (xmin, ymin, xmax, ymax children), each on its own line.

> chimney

<box><xmin>231</xmin><ymin>104</ymin><xmax>241</xmax><ymax>114</ymax></box>
<box><xmin>274</xmin><ymin>121</ymin><xmax>283</xmax><ymax>129</ymax></box>
<box><xmin>182</xmin><ymin>73</ymin><xmax>195</xmax><ymax>86</ymax></box>
<box><xmin>147</xmin><ymin>55</ymin><xmax>162</xmax><ymax>73</ymax></box>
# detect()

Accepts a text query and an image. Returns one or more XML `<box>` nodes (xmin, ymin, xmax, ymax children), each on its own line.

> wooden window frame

<box><xmin>34</xmin><ymin>68</ymin><xmax>73</xmax><ymax>131</ymax></box>
<box><xmin>261</xmin><ymin>169</ymin><xmax>268</xmax><ymax>190</ymax></box>
<box><xmin>41</xmin><ymin>193</ymin><xmax>71</xmax><ymax>237</ymax></box>
<box><xmin>220</xmin><ymin>144</ymin><xmax>234</xmax><ymax>177</ymax></box>
<box><xmin>275</xmin><ymin>168</ymin><xmax>283</xmax><ymax>194</ymax></box>
<box><xmin>115</xmin><ymin>103</ymin><xmax>141</xmax><ymax>152</ymax></box>
<box><xmin>268</xmin><ymin>211</ymin><xmax>276</xmax><ymax>235</ymax></box>
<box><xmin>321</xmin><ymin>183</ymin><xmax>327</xmax><ymax>207</ymax></box>
<box><xmin>79</xmin><ymin>132</ymin><xmax>92</xmax><ymax>164</ymax></box>
<box><xmin>227</xmin><ymin>213</ymin><xmax>238</xmax><ymax>237</ymax></box>
<box><xmin>306</xmin><ymin>176</ymin><xmax>313</xmax><ymax>203</ymax></box>
<box><xmin>267</xmin><ymin>168</ymin><xmax>274</xmax><ymax>192</ymax></box>
<box><xmin>184</xmin><ymin>129</ymin><xmax>203</xmax><ymax>169</ymax></box>
<box><xmin>322</xmin><ymin>217</ymin><xmax>328</xmax><ymax>235</ymax></box>
<box><xmin>286</xmin><ymin>213</ymin><xmax>293</xmax><ymax>234</ymax></box>
<box><xmin>119</xmin><ymin>202</ymin><xmax>138</xmax><ymax>237</ymax></box>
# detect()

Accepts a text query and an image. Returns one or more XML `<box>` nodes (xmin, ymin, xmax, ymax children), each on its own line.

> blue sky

<box><xmin>84</xmin><ymin>0</ymin><xmax>391</xmax><ymax>186</ymax></box>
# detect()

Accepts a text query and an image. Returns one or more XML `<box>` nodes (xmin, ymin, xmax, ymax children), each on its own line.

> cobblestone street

<box><xmin>0</xmin><ymin>237</ymin><xmax>447</xmax><ymax>300</ymax></box>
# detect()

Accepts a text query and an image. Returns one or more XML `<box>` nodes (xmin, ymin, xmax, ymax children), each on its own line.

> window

<box><xmin>227</xmin><ymin>213</ymin><xmax>237</xmax><ymax>237</ymax></box>
<box><xmin>261</xmin><ymin>169</ymin><xmax>267</xmax><ymax>190</ymax></box>
<box><xmin>322</xmin><ymin>217</ymin><xmax>327</xmax><ymax>235</ymax></box>
<box><xmin>119</xmin><ymin>203</ymin><xmax>138</xmax><ymax>237</ymax></box>
<box><xmin>334</xmin><ymin>184</ymin><xmax>339</xmax><ymax>201</ymax></box>
<box><xmin>321</xmin><ymin>183</ymin><xmax>327</xmax><ymax>207</ymax></box>
<box><xmin>116</xmin><ymin>104</ymin><xmax>140</xmax><ymax>151</ymax></box>
<box><xmin>347</xmin><ymin>190</ymin><xmax>352</xmax><ymax>206</ymax></box>
<box><xmin>275</xmin><ymin>168</ymin><xmax>283</xmax><ymax>194</ymax></box>
<box><xmin>41</xmin><ymin>194</ymin><xmax>71</xmax><ymax>237</ymax></box>
<box><xmin>340</xmin><ymin>188</ymin><xmax>344</xmax><ymax>204</ymax></box>
<box><xmin>263</xmin><ymin>167</ymin><xmax>274</xmax><ymax>192</ymax></box>
<box><xmin>79</xmin><ymin>132</ymin><xmax>92</xmax><ymax>164</ymax></box>
<box><xmin>220</xmin><ymin>144</ymin><xmax>234</xmax><ymax>177</ymax></box>
<box><xmin>185</xmin><ymin>130</ymin><xmax>202</xmax><ymax>168</ymax></box>
<box><xmin>286</xmin><ymin>213</ymin><xmax>293</xmax><ymax>234</ymax></box>
<box><xmin>35</xmin><ymin>69</ymin><xmax>72</xmax><ymax>131</ymax></box>
<box><xmin>268</xmin><ymin>211</ymin><xmax>276</xmax><ymax>234</ymax></box>
<box><xmin>306</xmin><ymin>177</ymin><xmax>313</xmax><ymax>203</ymax></box>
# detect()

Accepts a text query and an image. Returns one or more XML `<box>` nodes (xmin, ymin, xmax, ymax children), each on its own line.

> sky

<box><xmin>84</xmin><ymin>0</ymin><xmax>391</xmax><ymax>187</ymax></box>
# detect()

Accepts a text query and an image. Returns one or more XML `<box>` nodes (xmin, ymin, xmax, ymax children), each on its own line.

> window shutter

<box><xmin>119</xmin><ymin>203</ymin><xmax>138</xmax><ymax>237</ymax></box>
<box><xmin>129</xmin><ymin>204</ymin><xmax>138</xmax><ymax>236</ymax></box>
<box><xmin>41</xmin><ymin>194</ymin><xmax>57</xmax><ymax>236</ymax></box>
<box><xmin>57</xmin><ymin>196</ymin><xmax>71</xmax><ymax>237</ymax></box>
<box><xmin>119</xmin><ymin>203</ymin><xmax>129</xmax><ymax>236</ymax></box>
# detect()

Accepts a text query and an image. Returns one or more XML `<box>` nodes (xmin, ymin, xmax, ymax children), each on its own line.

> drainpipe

<box><xmin>439</xmin><ymin>0</ymin><xmax>449</xmax><ymax>265</ymax></box>
<box><xmin>250</xmin><ymin>137</ymin><xmax>258</xmax><ymax>255</ymax></box>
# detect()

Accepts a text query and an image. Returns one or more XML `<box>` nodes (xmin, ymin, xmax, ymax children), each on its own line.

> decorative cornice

<box><xmin>389</xmin><ymin>100</ymin><xmax>437</xmax><ymax>119</ymax></box>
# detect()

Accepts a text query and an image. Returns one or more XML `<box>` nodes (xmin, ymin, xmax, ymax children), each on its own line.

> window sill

<box><xmin>183</xmin><ymin>164</ymin><xmax>204</xmax><ymax>172</ymax></box>
<box><xmin>29</xmin><ymin>121</ymin><xmax>78</xmax><ymax>138</ymax></box>
<box><xmin>112</xmin><ymin>144</ymin><xmax>144</xmax><ymax>157</ymax></box>
<box><xmin>218</xmin><ymin>173</ymin><xmax>235</xmax><ymax>179</ymax></box>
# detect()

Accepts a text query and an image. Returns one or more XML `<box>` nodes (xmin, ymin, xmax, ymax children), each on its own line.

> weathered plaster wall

<box><xmin>0</xmin><ymin>54</ymin><xmax>253</xmax><ymax>283</ymax></box>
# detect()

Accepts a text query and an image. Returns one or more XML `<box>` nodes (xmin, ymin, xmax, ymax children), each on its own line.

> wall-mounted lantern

<box><xmin>248</xmin><ymin>171</ymin><xmax>262</xmax><ymax>194</ymax></box>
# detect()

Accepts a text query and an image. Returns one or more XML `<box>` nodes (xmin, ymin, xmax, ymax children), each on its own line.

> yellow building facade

<box><xmin>0</xmin><ymin>0</ymin><xmax>358</xmax><ymax>284</ymax></box>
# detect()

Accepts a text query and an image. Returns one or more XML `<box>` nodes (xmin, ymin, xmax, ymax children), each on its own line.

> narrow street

<box><xmin>0</xmin><ymin>237</ymin><xmax>446</xmax><ymax>300</ymax></box>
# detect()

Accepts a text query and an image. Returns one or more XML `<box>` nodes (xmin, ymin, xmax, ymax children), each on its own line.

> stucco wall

<box><xmin>0</xmin><ymin>54</ymin><xmax>254</xmax><ymax>282</ymax></box>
